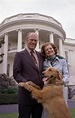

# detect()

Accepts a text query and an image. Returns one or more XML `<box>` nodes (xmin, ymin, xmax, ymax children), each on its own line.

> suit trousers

<box><xmin>18</xmin><ymin>103</ymin><xmax>43</xmax><ymax>118</ymax></box>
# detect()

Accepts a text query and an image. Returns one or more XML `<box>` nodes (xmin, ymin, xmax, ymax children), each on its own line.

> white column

<box><xmin>0</xmin><ymin>43</ymin><xmax>2</xmax><ymax>74</ymax></box>
<box><xmin>49</xmin><ymin>32</ymin><xmax>54</xmax><ymax>43</ymax></box>
<box><xmin>35</xmin><ymin>29</ymin><xmax>39</xmax><ymax>50</ymax></box>
<box><xmin>0</xmin><ymin>42</ymin><xmax>2</xmax><ymax>74</ymax></box>
<box><xmin>0</xmin><ymin>45</ymin><xmax>1</xmax><ymax>57</ymax></box>
<box><xmin>0</xmin><ymin>39</ymin><xmax>4</xmax><ymax>74</ymax></box>
<box><xmin>3</xmin><ymin>34</ymin><xmax>8</xmax><ymax>74</ymax></box>
<box><xmin>17</xmin><ymin>29</ymin><xmax>22</xmax><ymax>51</ymax></box>
<box><xmin>9</xmin><ymin>60</ymin><xmax>13</xmax><ymax>77</ymax></box>
<box><xmin>59</xmin><ymin>38</ymin><xmax>63</xmax><ymax>56</ymax></box>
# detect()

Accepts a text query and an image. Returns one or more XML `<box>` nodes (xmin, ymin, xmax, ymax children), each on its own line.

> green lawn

<box><xmin>70</xmin><ymin>108</ymin><xmax>75</xmax><ymax>118</ymax></box>
<box><xmin>0</xmin><ymin>113</ymin><xmax>18</xmax><ymax>118</ymax></box>
<box><xmin>0</xmin><ymin>109</ymin><xmax>75</xmax><ymax>118</ymax></box>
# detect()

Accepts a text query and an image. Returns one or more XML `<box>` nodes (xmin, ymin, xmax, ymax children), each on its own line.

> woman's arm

<box><xmin>62</xmin><ymin>59</ymin><xmax>69</xmax><ymax>84</ymax></box>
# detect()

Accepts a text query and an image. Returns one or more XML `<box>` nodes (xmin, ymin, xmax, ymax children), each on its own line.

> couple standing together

<box><xmin>13</xmin><ymin>32</ymin><xmax>69</xmax><ymax>118</ymax></box>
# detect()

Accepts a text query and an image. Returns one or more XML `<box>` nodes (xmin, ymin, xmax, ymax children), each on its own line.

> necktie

<box><xmin>30</xmin><ymin>51</ymin><xmax>37</xmax><ymax>66</ymax></box>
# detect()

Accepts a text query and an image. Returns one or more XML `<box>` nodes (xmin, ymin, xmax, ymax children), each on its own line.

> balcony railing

<box><xmin>1</xmin><ymin>13</ymin><xmax>62</xmax><ymax>27</ymax></box>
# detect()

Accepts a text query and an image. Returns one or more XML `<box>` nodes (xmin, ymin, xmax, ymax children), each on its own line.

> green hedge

<box><xmin>0</xmin><ymin>87</ymin><xmax>18</xmax><ymax>94</ymax></box>
<box><xmin>0</xmin><ymin>87</ymin><xmax>18</xmax><ymax>105</ymax></box>
<box><xmin>0</xmin><ymin>93</ymin><xmax>18</xmax><ymax>105</ymax></box>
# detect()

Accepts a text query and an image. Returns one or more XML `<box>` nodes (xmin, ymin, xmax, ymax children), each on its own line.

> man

<box><xmin>13</xmin><ymin>32</ymin><xmax>44</xmax><ymax>118</ymax></box>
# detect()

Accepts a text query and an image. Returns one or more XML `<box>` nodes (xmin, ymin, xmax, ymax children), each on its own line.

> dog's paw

<box><xmin>19</xmin><ymin>82</ymin><xmax>33</xmax><ymax>92</ymax></box>
<box><xmin>27</xmin><ymin>81</ymin><xmax>34</xmax><ymax>85</ymax></box>
<box><xmin>19</xmin><ymin>82</ymin><xmax>25</xmax><ymax>87</ymax></box>
<box><xmin>27</xmin><ymin>81</ymin><xmax>41</xmax><ymax>90</ymax></box>
<box><xmin>25</xmin><ymin>84</ymin><xmax>33</xmax><ymax>92</ymax></box>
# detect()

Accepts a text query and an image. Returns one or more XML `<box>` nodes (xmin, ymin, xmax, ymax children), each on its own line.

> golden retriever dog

<box><xmin>19</xmin><ymin>67</ymin><xmax>71</xmax><ymax>118</ymax></box>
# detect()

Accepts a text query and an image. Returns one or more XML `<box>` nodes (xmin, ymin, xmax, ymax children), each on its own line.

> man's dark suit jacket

<box><xmin>13</xmin><ymin>49</ymin><xmax>44</xmax><ymax>105</ymax></box>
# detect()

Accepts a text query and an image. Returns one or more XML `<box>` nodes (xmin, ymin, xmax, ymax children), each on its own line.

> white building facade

<box><xmin>64</xmin><ymin>38</ymin><xmax>75</xmax><ymax>77</ymax></box>
<box><xmin>0</xmin><ymin>13</ymin><xmax>75</xmax><ymax>77</ymax></box>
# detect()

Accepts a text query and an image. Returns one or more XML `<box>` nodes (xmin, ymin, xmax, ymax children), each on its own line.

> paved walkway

<box><xmin>0</xmin><ymin>99</ymin><xmax>75</xmax><ymax>114</ymax></box>
<box><xmin>0</xmin><ymin>104</ymin><xmax>18</xmax><ymax>114</ymax></box>
<box><xmin>68</xmin><ymin>95</ymin><xmax>75</xmax><ymax>108</ymax></box>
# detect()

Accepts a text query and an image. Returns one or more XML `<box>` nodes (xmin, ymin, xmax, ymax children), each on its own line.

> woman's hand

<box><xmin>54</xmin><ymin>78</ymin><xmax>64</xmax><ymax>85</ymax></box>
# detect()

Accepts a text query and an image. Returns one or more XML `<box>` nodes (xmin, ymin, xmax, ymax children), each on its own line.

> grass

<box><xmin>70</xmin><ymin>108</ymin><xmax>75</xmax><ymax>118</ymax></box>
<box><xmin>0</xmin><ymin>113</ymin><xmax>18</xmax><ymax>118</ymax></box>
<box><xmin>0</xmin><ymin>109</ymin><xmax>75</xmax><ymax>118</ymax></box>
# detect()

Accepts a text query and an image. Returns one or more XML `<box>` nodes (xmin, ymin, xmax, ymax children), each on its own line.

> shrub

<box><xmin>0</xmin><ymin>93</ymin><xmax>18</xmax><ymax>105</ymax></box>
<box><xmin>0</xmin><ymin>87</ymin><xmax>18</xmax><ymax>94</ymax></box>
<box><xmin>0</xmin><ymin>74</ymin><xmax>18</xmax><ymax>104</ymax></box>
<box><xmin>0</xmin><ymin>87</ymin><xmax>18</xmax><ymax>105</ymax></box>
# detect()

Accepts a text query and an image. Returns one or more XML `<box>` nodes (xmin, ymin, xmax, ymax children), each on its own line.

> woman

<box><xmin>41</xmin><ymin>42</ymin><xmax>69</xmax><ymax>118</ymax></box>
<box><xmin>41</xmin><ymin>42</ymin><xmax>69</xmax><ymax>83</ymax></box>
